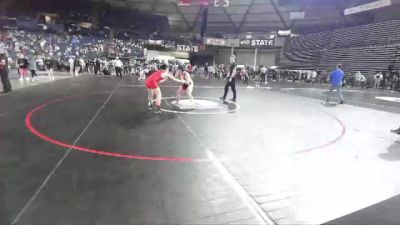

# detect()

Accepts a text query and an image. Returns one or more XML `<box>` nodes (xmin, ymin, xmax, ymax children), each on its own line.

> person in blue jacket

<box><xmin>326</xmin><ymin>64</ymin><xmax>345</xmax><ymax>104</ymax></box>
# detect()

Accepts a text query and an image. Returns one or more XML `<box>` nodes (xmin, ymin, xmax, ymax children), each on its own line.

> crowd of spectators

<box><xmin>188</xmin><ymin>62</ymin><xmax>400</xmax><ymax>92</ymax></box>
<box><xmin>1</xmin><ymin>28</ymin><xmax>400</xmax><ymax>94</ymax></box>
<box><xmin>0</xmin><ymin>29</ymin><xmax>144</xmax><ymax>76</ymax></box>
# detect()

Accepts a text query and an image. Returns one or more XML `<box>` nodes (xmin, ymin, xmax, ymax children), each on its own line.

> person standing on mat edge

<box><xmin>220</xmin><ymin>55</ymin><xmax>238</xmax><ymax>102</ymax></box>
<box><xmin>44</xmin><ymin>56</ymin><xmax>54</xmax><ymax>79</ymax></box>
<box><xmin>0</xmin><ymin>47</ymin><xmax>12</xmax><ymax>93</ymax></box>
<box><xmin>28</xmin><ymin>53</ymin><xmax>38</xmax><ymax>82</ymax></box>
<box><xmin>114</xmin><ymin>57</ymin><xmax>123</xmax><ymax>78</ymax></box>
<box><xmin>326</xmin><ymin>64</ymin><xmax>345</xmax><ymax>104</ymax></box>
<box><xmin>146</xmin><ymin>64</ymin><xmax>187</xmax><ymax>114</ymax></box>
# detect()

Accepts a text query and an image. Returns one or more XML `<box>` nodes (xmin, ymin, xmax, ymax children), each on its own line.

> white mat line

<box><xmin>118</xmin><ymin>84</ymin><xmax>266</xmax><ymax>89</ymax></box>
<box><xmin>11</xmin><ymin>86</ymin><xmax>118</xmax><ymax>225</ymax></box>
<box><xmin>163</xmin><ymin>99</ymin><xmax>275</xmax><ymax>225</ymax></box>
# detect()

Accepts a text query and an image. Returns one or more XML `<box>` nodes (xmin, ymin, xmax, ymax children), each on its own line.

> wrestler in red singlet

<box><xmin>146</xmin><ymin>70</ymin><xmax>165</xmax><ymax>89</ymax></box>
<box><xmin>145</xmin><ymin>65</ymin><xmax>186</xmax><ymax>113</ymax></box>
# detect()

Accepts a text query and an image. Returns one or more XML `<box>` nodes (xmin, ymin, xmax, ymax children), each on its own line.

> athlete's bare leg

<box><xmin>186</xmin><ymin>85</ymin><xmax>194</xmax><ymax>106</ymax></box>
<box><xmin>176</xmin><ymin>87</ymin><xmax>183</xmax><ymax>104</ymax></box>
<box><xmin>154</xmin><ymin>87</ymin><xmax>162</xmax><ymax>112</ymax></box>
<box><xmin>147</xmin><ymin>88</ymin><xmax>153</xmax><ymax>108</ymax></box>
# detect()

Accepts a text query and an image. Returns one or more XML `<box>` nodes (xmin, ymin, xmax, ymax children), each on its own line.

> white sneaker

<box><xmin>19</xmin><ymin>77</ymin><xmax>24</xmax><ymax>82</ymax></box>
<box><xmin>25</xmin><ymin>77</ymin><xmax>30</xmax><ymax>82</ymax></box>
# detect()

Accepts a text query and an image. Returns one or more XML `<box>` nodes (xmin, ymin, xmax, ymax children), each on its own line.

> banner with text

<box><xmin>214</xmin><ymin>0</ymin><xmax>229</xmax><ymax>7</ymax></box>
<box><xmin>239</xmin><ymin>39</ymin><xmax>275</xmax><ymax>48</ymax></box>
<box><xmin>203</xmin><ymin>37</ymin><xmax>239</xmax><ymax>47</ymax></box>
<box><xmin>163</xmin><ymin>43</ymin><xmax>200</xmax><ymax>53</ymax></box>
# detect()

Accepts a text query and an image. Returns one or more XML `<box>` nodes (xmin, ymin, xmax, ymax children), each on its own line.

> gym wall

<box><xmin>215</xmin><ymin>48</ymin><xmax>279</xmax><ymax>67</ymax></box>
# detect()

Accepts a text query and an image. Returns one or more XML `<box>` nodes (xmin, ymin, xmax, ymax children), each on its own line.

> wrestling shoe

<box><xmin>154</xmin><ymin>107</ymin><xmax>162</xmax><ymax>114</ymax></box>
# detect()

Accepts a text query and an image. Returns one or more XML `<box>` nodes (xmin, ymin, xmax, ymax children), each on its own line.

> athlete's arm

<box><xmin>163</xmin><ymin>72</ymin><xmax>186</xmax><ymax>84</ymax></box>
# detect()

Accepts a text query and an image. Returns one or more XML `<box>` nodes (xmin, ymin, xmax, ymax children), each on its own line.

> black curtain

<box><xmin>200</xmin><ymin>8</ymin><xmax>208</xmax><ymax>37</ymax></box>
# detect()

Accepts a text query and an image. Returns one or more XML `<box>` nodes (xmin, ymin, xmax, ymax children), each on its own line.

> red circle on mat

<box><xmin>25</xmin><ymin>95</ymin><xmax>346</xmax><ymax>161</ymax></box>
<box><xmin>25</xmin><ymin>96</ymin><xmax>204</xmax><ymax>162</ymax></box>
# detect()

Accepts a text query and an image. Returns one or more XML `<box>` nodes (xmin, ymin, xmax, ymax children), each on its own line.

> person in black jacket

<box><xmin>220</xmin><ymin>55</ymin><xmax>238</xmax><ymax>102</ymax></box>
<box><xmin>17</xmin><ymin>54</ymin><xmax>29</xmax><ymax>81</ymax></box>
<box><xmin>44</xmin><ymin>56</ymin><xmax>54</xmax><ymax>78</ymax></box>
<box><xmin>94</xmin><ymin>58</ymin><xmax>101</xmax><ymax>75</ymax></box>
<box><xmin>0</xmin><ymin>48</ymin><xmax>11</xmax><ymax>93</ymax></box>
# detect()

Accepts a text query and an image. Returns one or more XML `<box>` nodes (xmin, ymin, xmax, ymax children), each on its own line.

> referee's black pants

<box><xmin>222</xmin><ymin>79</ymin><xmax>236</xmax><ymax>101</ymax></box>
<box><xmin>0</xmin><ymin>70</ymin><xmax>12</xmax><ymax>92</ymax></box>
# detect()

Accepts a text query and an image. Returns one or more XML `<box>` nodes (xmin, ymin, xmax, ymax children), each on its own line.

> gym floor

<box><xmin>1</xmin><ymin>74</ymin><xmax>400</xmax><ymax>225</ymax></box>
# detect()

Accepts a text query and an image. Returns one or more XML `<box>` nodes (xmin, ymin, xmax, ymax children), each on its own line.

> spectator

<box><xmin>28</xmin><ymin>54</ymin><xmax>38</xmax><ymax>81</ymax></box>
<box><xmin>94</xmin><ymin>58</ymin><xmax>101</xmax><ymax>75</ymax></box>
<box><xmin>37</xmin><ymin>57</ymin><xmax>44</xmax><ymax>71</ymax></box>
<box><xmin>208</xmin><ymin>65</ymin><xmax>215</xmax><ymax>79</ymax></box>
<box><xmin>204</xmin><ymin>63</ymin><xmax>209</xmax><ymax>79</ymax></box>
<box><xmin>17</xmin><ymin>54</ymin><xmax>29</xmax><ymax>82</ymax></box>
<box><xmin>354</xmin><ymin>71</ymin><xmax>362</xmax><ymax>86</ymax></box>
<box><xmin>384</xmin><ymin>76</ymin><xmax>392</xmax><ymax>91</ymax></box>
<box><xmin>326</xmin><ymin>64</ymin><xmax>345</xmax><ymax>104</ymax></box>
<box><xmin>87</xmin><ymin>59</ymin><xmax>94</xmax><ymax>74</ymax></box>
<box><xmin>260</xmin><ymin>65</ymin><xmax>267</xmax><ymax>84</ymax></box>
<box><xmin>79</xmin><ymin>58</ymin><xmax>85</xmax><ymax>73</ymax></box>
<box><xmin>102</xmin><ymin>58</ymin><xmax>111</xmax><ymax>75</ymax></box>
<box><xmin>311</xmin><ymin>70</ymin><xmax>317</xmax><ymax>84</ymax></box>
<box><xmin>374</xmin><ymin>71</ymin><xmax>383</xmax><ymax>89</ymax></box>
<box><xmin>123</xmin><ymin>60</ymin><xmax>130</xmax><ymax>75</ymax></box>
<box><xmin>0</xmin><ymin>47</ymin><xmax>11</xmax><ymax>93</ymax></box>
<box><xmin>241</xmin><ymin>68</ymin><xmax>249</xmax><ymax>86</ymax></box>
<box><xmin>391</xmin><ymin>75</ymin><xmax>398</xmax><ymax>91</ymax></box>
<box><xmin>138</xmin><ymin>66</ymin><xmax>147</xmax><ymax>80</ymax></box>
<box><xmin>359</xmin><ymin>73</ymin><xmax>367</xmax><ymax>89</ymax></box>
<box><xmin>74</xmin><ymin>57</ymin><xmax>81</xmax><ymax>76</ymax></box>
<box><xmin>306</xmin><ymin>71</ymin><xmax>312</xmax><ymax>82</ymax></box>
<box><xmin>114</xmin><ymin>57</ymin><xmax>123</xmax><ymax>78</ymax></box>
<box><xmin>44</xmin><ymin>56</ymin><xmax>54</xmax><ymax>78</ymax></box>
<box><xmin>68</xmin><ymin>57</ymin><xmax>74</xmax><ymax>75</ymax></box>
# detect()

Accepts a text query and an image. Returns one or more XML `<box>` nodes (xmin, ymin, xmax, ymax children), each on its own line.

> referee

<box><xmin>0</xmin><ymin>47</ymin><xmax>11</xmax><ymax>93</ymax></box>
<box><xmin>220</xmin><ymin>55</ymin><xmax>238</xmax><ymax>102</ymax></box>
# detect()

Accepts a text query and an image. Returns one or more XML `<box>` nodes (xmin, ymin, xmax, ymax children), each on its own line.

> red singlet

<box><xmin>146</xmin><ymin>70</ymin><xmax>165</xmax><ymax>89</ymax></box>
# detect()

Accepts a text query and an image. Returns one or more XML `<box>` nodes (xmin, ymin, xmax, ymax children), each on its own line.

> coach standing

<box><xmin>220</xmin><ymin>55</ymin><xmax>237</xmax><ymax>102</ymax></box>
<box><xmin>326</xmin><ymin>64</ymin><xmax>344</xmax><ymax>104</ymax></box>
<box><xmin>0</xmin><ymin>47</ymin><xmax>11</xmax><ymax>93</ymax></box>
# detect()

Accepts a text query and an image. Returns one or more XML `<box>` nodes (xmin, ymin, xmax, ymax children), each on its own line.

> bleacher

<box><xmin>319</xmin><ymin>44</ymin><xmax>400</xmax><ymax>75</ymax></box>
<box><xmin>279</xmin><ymin>49</ymin><xmax>321</xmax><ymax>70</ymax></box>
<box><xmin>331</xmin><ymin>20</ymin><xmax>400</xmax><ymax>49</ymax></box>
<box><xmin>279</xmin><ymin>19</ymin><xmax>400</xmax><ymax>74</ymax></box>
<box><xmin>286</xmin><ymin>31</ymin><xmax>331</xmax><ymax>51</ymax></box>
